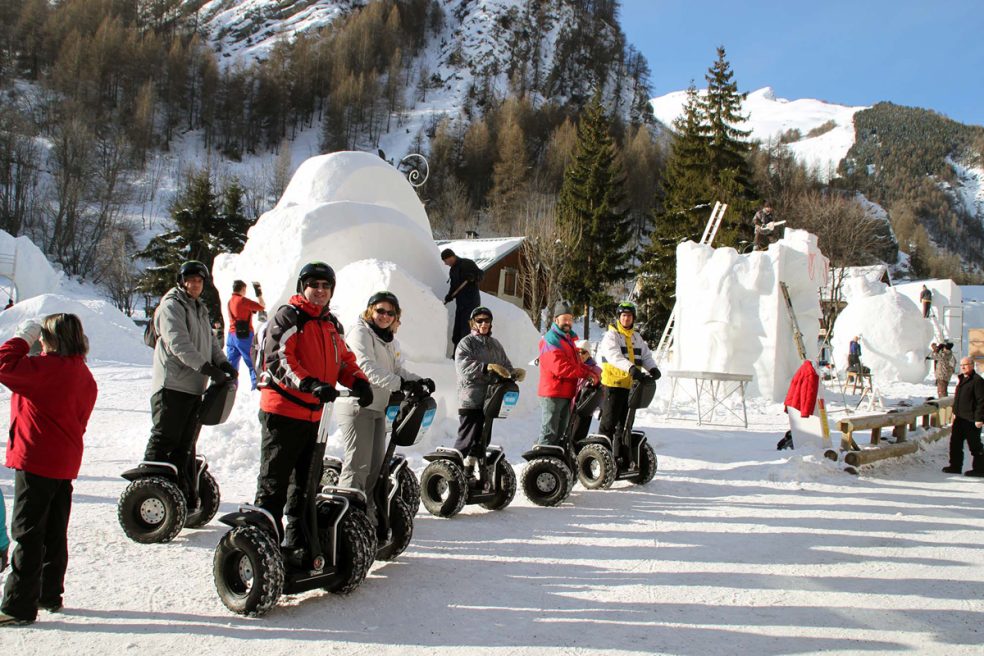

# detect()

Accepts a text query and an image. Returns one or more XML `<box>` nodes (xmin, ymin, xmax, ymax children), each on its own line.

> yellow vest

<box><xmin>601</xmin><ymin>323</ymin><xmax>636</xmax><ymax>389</ymax></box>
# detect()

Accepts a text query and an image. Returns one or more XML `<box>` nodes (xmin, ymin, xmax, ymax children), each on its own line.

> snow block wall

<box><xmin>893</xmin><ymin>279</ymin><xmax>962</xmax><ymax>345</ymax></box>
<box><xmin>673</xmin><ymin>229</ymin><xmax>828</xmax><ymax>402</ymax></box>
<box><xmin>0</xmin><ymin>229</ymin><xmax>63</xmax><ymax>301</ymax></box>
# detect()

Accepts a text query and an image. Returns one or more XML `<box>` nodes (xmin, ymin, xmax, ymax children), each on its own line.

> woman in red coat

<box><xmin>0</xmin><ymin>313</ymin><xmax>97</xmax><ymax>626</ymax></box>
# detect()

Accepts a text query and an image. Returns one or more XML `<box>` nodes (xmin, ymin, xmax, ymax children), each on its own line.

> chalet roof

<box><xmin>435</xmin><ymin>237</ymin><xmax>525</xmax><ymax>271</ymax></box>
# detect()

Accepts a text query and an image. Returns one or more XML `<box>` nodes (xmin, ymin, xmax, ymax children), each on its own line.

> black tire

<box><xmin>629</xmin><ymin>442</ymin><xmax>658</xmax><ymax>485</ymax></box>
<box><xmin>348</xmin><ymin>502</ymin><xmax>378</xmax><ymax>564</ymax></box>
<box><xmin>185</xmin><ymin>470</ymin><xmax>221</xmax><ymax>529</ymax></box>
<box><xmin>397</xmin><ymin>466</ymin><xmax>421</xmax><ymax>516</ymax></box>
<box><xmin>322</xmin><ymin>507</ymin><xmax>373</xmax><ymax>595</ymax></box>
<box><xmin>117</xmin><ymin>477</ymin><xmax>187</xmax><ymax>543</ymax></box>
<box><xmin>521</xmin><ymin>457</ymin><xmax>573</xmax><ymax>507</ymax></box>
<box><xmin>481</xmin><ymin>459</ymin><xmax>516</xmax><ymax>511</ymax></box>
<box><xmin>420</xmin><ymin>460</ymin><xmax>468</xmax><ymax>518</ymax></box>
<box><xmin>213</xmin><ymin>525</ymin><xmax>284</xmax><ymax>616</ymax></box>
<box><xmin>577</xmin><ymin>444</ymin><xmax>616</xmax><ymax>490</ymax></box>
<box><xmin>376</xmin><ymin>497</ymin><xmax>413</xmax><ymax>561</ymax></box>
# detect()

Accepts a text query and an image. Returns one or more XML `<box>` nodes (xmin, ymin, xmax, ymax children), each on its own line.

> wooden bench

<box><xmin>835</xmin><ymin>397</ymin><xmax>953</xmax><ymax>470</ymax></box>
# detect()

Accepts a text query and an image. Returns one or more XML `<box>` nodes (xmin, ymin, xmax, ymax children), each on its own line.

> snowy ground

<box><xmin>1</xmin><ymin>363</ymin><xmax>982</xmax><ymax>655</ymax></box>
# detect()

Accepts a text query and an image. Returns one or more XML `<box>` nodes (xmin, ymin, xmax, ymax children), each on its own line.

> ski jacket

<box><xmin>151</xmin><ymin>286</ymin><xmax>227</xmax><ymax>396</ymax></box>
<box><xmin>599</xmin><ymin>323</ymin><xmax>657</xmax><ymax>390</ymax></box>
<box><xmin>0</xmin><ymin>337</ymin><xmax>97</xmax><ymax>480</ymax></box>
<box><xmin>342</xmin><ymin>317</ymin><xmax>419</xmax><ymax>413</ymax></box>
<box><xmin>259</xmin><ymin>295</ymin><xmax>367</xmax><ymax>422</ymax></box>
<box><xmin>537</xmin><ymin>323</ymin><xmax>598</xmax><ymax>399</ymax></box>
<box><xmin>953</xmin><ymin>370</ymin><xmax>984</xmax><ymax>423</ymax></box>
<box><xmin>920</xmin><ymin>289</ymin><xmax>932</xmax><ymax>302</ymax></box>
<box><xmin>455</xmin><ymin>330</ymin><xmax>512</xmax><ymax>410</ymax></box>
<box><xmin>227</xmin><ymin>293</ymin><xmax>264</xmax><ymax>335</ymax></box>
<box><xmin>784</xmin><ymin>361</ymin><xmax>819</xmax><ymax>418</ymax></box>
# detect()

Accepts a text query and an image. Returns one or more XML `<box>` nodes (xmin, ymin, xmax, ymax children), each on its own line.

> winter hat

<box><xmin>553</xmin><ymin>300</ymin><xmax>573</xmax><ymax>317</ymax></box>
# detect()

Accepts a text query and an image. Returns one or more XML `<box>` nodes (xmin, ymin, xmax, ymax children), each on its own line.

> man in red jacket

<box><xmin>537</xmin><ymin>300</ymin><xmax>600</xmax><ymax>446</ymax></box>
<box><xmin>255</xmin><ymin>262</ymin><xmax>372</xmax><ymax>545</ymax></box>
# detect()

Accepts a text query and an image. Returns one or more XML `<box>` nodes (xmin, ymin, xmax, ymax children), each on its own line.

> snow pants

<box><xmin>949</xmin><ymin>416</ymin><xmax>984</xmax><ymax>472</ymax></box>
<box><xmin>337</xmin><ymin>404</ymin><xmax>387</xmax><ymax>524</ymax></box>
<box><xmin>598</xmin><ymin>386</ymin><xmax>630</xmax><ymax>438</ymax></box>
<box><xmin>226</xmin><ymin>332</ymin><xmax>257</xmax><ymax>389</ymax></box>
<box><xmin>538</xmin><ymin>396</ymin><xmax>572</xmax><ymax>446</ymax></box>
<box><xmin>1</xmin><ymin>471</ymin><xmax>72</xmax><ymax>622</ymax></box>
<box><xmin>254</xmin><ymin>410</ymin><xmax>319</xmax><ymax>544</ymax></box>
<box><xmin>455</xmin><ymin>409</ymin><xmax>487</xmax><ymax>458</ymax></box>
<box><xmin>145</xmin><ymin>388</ymin><xmax>203</xmax><ymax>505</ymax></box>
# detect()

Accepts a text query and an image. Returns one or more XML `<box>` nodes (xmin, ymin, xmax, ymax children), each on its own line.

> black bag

<box><xmin>234</xmin><ymin>319</ymin><xmax>250</xmax><ymax>339</ymax></box>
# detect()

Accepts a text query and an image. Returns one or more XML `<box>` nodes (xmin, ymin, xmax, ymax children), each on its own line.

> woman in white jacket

<box><xmin>338</xmin><ymin>292</ymin><xmax>434</xmax><ymax>526</ymax></box>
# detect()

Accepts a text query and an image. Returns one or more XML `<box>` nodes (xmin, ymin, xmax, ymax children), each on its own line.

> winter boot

<box><xmin>964</xmin><ymin>453</ymin><xmax>984</xmax><ymax>477</ymax></box>
<box><xmin>942</xmin><ymin>465</ymin><xmax>962</xmax><ymax>474</ymax></box>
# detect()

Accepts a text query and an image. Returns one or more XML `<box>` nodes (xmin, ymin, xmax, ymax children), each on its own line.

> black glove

<box><xmin>252</xmin><ymin>282</ymin><xmax>262</xmax><ymax>296</ymax></box>
<box><xmin>299</xmin><ymin>377</ymin><xmax>338</xmax><ymax>403</ymax></box>
<box><xmin>352</xmin><ymin>378</ymin><xmax>374</xmax><ymax>408</ymax></box>
<box><xmin>629</xmin><ymin>365</ymin><xmax>649</xmax><ymax>381</ymax></box>
<box><xmin>400</xmin><ymin>377</ymin><xmax>418</xmax><ymax>394</ymax></box>
<box><xmin>444</xmin><ymin>293</ymin><xmax>453</xmax><ymax>304</ymax></box>
<box><xmin>200</xmin><ymin>362</ymin><xmax>226</xmax><ymax>382</ymax></box>
<box><xmin>219</xmin><ymin>361</ymin><xmax>239</xmax><ymax>380</ymax></box>
<box><xmin>648</xmin><ymin>367</ymin><xmax>662</xmax><ymax>381</ymax></box>
<box><xmin>0</xmin><ymin>545</ymin><xmax>8</xmax><ymax>573</ymax></box>
<box><xmin>420</xmin><ymin>378</ymin><xmax>436</xmax><ymax>394</ymax></box>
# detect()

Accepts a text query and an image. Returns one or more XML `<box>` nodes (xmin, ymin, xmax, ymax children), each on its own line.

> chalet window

<box><xmin>501</xmin><ymin>267</ymin><xmax>517</xmax><ymax>296</ymax></box>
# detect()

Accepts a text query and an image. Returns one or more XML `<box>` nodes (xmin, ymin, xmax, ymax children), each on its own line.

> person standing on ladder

<box><xmin>920</xmin><ymin>285</ymin><xmax>933</xmax><ymax>318</ymax></box>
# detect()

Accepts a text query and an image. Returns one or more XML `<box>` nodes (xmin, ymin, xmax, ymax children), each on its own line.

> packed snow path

<box><xmin>1</xmin><ymin>363</ymin><xmax>982</xmax><ymax>655</ymax></box>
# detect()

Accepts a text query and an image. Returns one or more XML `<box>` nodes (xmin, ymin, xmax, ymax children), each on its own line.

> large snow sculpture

<box><xmin>672</xmin><ymin>229</ymin><xmax>828</xmax><ymax>402</ymax></box>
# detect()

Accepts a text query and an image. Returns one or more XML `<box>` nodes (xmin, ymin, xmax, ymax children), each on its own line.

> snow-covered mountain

<box><xmin>650</xmin><ymin>86</ymin><xmax>867</xmax><ymax>180</ymax></box>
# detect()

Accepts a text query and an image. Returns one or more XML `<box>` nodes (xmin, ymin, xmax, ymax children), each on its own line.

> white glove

<box><xmin>14</xmin><ymin>320</ymin><xmax>42</xmax><ymax>346</ymax></box>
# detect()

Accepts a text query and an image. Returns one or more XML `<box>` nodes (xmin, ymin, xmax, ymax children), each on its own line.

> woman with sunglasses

<box><xmin>338</xmin><ymin>292</ymin><xmax>435</xmax><ymax>527</ymax></box>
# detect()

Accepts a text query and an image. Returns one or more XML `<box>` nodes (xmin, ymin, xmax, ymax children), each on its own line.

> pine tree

<box><xmin>555</xmin><ymin>95</ymin><xmax>634</xmax><ymax>338</ymax></box>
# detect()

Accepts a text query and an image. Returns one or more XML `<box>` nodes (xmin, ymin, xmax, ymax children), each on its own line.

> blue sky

<box><xmin>619</xmin><ymin>0</ymin><xmax>983</xmax><ymax>126</ymax></box>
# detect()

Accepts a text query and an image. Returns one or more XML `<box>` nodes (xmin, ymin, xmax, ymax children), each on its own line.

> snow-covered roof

<box><xmin>435</xmin><ymin>237</ymin><xmax>525</xmax><ymax>271</ymax></box>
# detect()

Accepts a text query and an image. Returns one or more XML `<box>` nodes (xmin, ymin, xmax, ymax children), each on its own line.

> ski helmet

<box><xmin>616</xmin><ymin>300</ymin><xmax>636</xmax><ymax>318</ymax></box>
<box><xmin>367</xmin><ymin>290</ymin><xmax>400</xmax><ymax>313</ymax></box>
<box><xmin>177</xmin><ymin>260</ymin><xmax>210</xmax><ymax>283</ymax></box>
<box><xmin>296</xmin><ymin>262</ymin><xmax>336</xmax><ymax>292</ymax></box>
<box><xmin>470</xmin><ymin>306</ymin><xmax>493</xmax><ymax>321</ymax></box>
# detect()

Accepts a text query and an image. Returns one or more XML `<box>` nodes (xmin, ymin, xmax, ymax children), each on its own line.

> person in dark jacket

<box><xmin>0</xmin><ymin>313</ymin><xmax>97</xmax><ymax>625</ymax></box>
<box><xmin>226</xmin><ymin>280</ymin><xmax>265</xmax><ymax>389</ymax></box>
<box><xmin>144</xmin><ymin>261</ymin><xmax>237</xmax><ymax>511</ymax></box>
<box><xmin>920</xmin><ymin>285</ymin><xmax>932</xmax><ymax>318</ymax></box>
<box><xmin>441</xmin><ymin>248</ymin><xmax>484</xmax><ymax>349</ymax></box>
<box><xmin>943</xmin><ymin>357</ymin><xmax>984</xmax><ymax>477</ymax></box>
<box><xmin>256</xmin><ymin>262</ymin><xmax>372</xmax><ymax>545</ymax></box>
<box><xmin>454</xmin><ymin>306</ymin><xmax>523</xmax><ymax>475</ymax></box>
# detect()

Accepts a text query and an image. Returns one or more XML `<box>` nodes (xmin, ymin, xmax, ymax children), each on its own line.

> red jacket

<box><xmin>0</xmin><ymin>337</ymin><xmax>98</xmax><ymax>479</ymax></box>
<box><xmin>784</xmin><ymin>361</ymin><xmax>819</xmax><ymax>418</ymax></box>
<box><xmin>538</xmin><ymin>324</ymin><xmax>599</xmax><ymax>399</ymax></box>
<box><xmin>259</xmin><ymin>295</ymin><xmax>367</xmax><ymax>421</ymax></box>
<box><xmin>228</xmin><ymin>293</ymin><xmax>264</xmax><ymax>335</ymax></box>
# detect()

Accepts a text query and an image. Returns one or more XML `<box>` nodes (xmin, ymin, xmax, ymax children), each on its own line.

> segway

<box><xmin>212</xmin><ymin>390</ymin><xmax>375</xmax><ymax>617</ymax></box>
<box><xmin>118</xmin><ymin>377</ymin><xmax>237</xmax><ymax>543</ymax></box>
<box><xmin>577</xmin><ymin>376</ymin><xmax>658</xmax><ymax>489</ymax></box>
<box><xmin>520</xmin><ymin>379</ymin><xmax>604</xmax><ymax>506</ymax></box>
<box><xmin>419</xmin><ymin>374</ymin><xmax>519</xmax><ymax>518</ymax></box>
<box><xmin>320</xmin><ymin>385</ymin><xmax>437</xmax><ymax>561</ymax></box>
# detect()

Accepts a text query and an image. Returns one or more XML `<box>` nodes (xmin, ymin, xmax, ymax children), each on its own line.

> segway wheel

<box><xmin>420</xmin><ymin>460</ymin><xmax>468</xmax><ymax>518</ymax></box>
<box><xmin>629</xmin><ymin>442</ymin><xmax>658</xmax><ymax>486</ymax></box>
<box><xmin>376</xmin><ymin>497</ymin><xmax>414</xmax><ymax>561</ymax></box>
<box><xmin>480</xmin><ymin>460</ymin><xmax>517</xmax><ymax>511</ymax></box>
<box><xmin>185</xmin><ymin>469</ymin><xmax>221</xmax><ymax>529</ymax></box>
<box><xmin>576</xmin><ymin>444</ymin><xmax>616</xmax><ymax>490</ymax></box>
<box><xmin>213</xmin><ymin>525</ymin><xmax>284</xmax><ymax>616</ymax></box>
<box><xmin>322</xmin><ymin>506</ymin><xmax>374</xmax><ymax>595</ymax></box>
<box><xmin>398</xmin><ymin>466</ymin><xmax>421</xmax><ymax>516</ymax></box>
<box><xmin>521</xmin><ymin>457</ymin><xmax>573</xmax><ymax>507</ymax></box>
<box><xmin>117</xmin><ymin>477</ymin><xmax>188</xmax><ymax>543</ymax></box>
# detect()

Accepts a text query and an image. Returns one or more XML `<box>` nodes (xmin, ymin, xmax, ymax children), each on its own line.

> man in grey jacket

<box><xmin>144</xmin><ymin>261</ymin><xmax>236</xmax><ymax>507</ymax></box>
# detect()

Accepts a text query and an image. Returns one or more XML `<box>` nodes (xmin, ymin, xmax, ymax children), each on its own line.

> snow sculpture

<box><xmin>672</xmin><ymin>229</ymin><xmax>828</xmax><ymax>402</ymax></box>
<box><xmin>893</xmin><ymin>279</ymin><xmax>961</xmax><ymax>344</ymax></box>
<box><xmin>0</xmin><ymin>229</ymin><xmax>63</xmax><ymax>301</ymax></box>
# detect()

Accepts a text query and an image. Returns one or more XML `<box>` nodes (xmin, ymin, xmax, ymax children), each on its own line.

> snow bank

<box><xmin>673</xmin><ymin>229</ymin><xmax>828</xmax><ymax>401</ymax></box>
<box><xmin>0</xmin><ymin>293</ymin><xmax>149</xmax><ymax>365</ymax></box>
<box><xmin>0</xmin><ymin>229</ymin><xmax>62</xmax><ymax>302</ymax></box>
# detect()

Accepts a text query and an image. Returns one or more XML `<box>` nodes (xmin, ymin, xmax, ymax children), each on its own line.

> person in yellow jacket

<box><xmin>597</xmin><ymin>302</ymin><xmax>660</xmax><ymax>438</ymax></box>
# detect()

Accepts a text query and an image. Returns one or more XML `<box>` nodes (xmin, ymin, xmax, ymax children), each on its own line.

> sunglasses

<box><xmin>306</xmin><ymin>281</ymin><xmax>332</xmax><ymax>290</ymax></box>
<box><xmin>474</xmin><ymin>318</ymin><xmax>492</xmax><ymax>325</ymax></box>
<box><xmin>374</xmin><ymin>308</ymin><xmax>396</xmax><ymax>317</ymax></box>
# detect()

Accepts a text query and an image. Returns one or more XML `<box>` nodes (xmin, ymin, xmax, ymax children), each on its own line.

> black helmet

<box><xmin>296</xmin><ymin>261</ymin><xmax>335</xmax><ymax>292</ymax></box>
<box><xmin>178</xmin><ymin>260</ymin><xmax>210</xmax><ymax>283</ymax></box>
<box><xmin>616</xmin><ymin>300</ymin><xmax>636</xmax><ymax>318</ymax></box>
<box><xmin>368</xmin><ymin>290</ymin><xmax>400</xmax><ymax>313</ymax></box>
<box><xmin>470</xmin><ymin>306</ymin><xmax>493</xmax><ymax>321</ymax></box>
